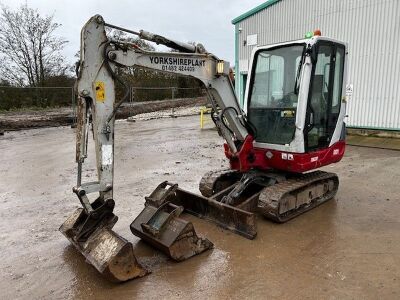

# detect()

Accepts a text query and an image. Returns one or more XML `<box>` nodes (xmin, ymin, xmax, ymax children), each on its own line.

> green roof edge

<box><xmin>231</xmin><ymin>0</ymin><xmax>282</xmax><ymax>24</ymax></box>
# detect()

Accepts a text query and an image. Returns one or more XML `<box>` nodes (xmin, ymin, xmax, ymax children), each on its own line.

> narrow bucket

<box><xmin>60</xmin><ymin>208</ymin><xmax>149</xmax><ymax>282</ymax></box>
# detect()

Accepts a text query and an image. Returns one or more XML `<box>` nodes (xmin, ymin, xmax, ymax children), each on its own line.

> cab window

<box><xmin>248</xmin><ymin>44</ymin><xmax>305</xmax><ymax>145</ymax></box>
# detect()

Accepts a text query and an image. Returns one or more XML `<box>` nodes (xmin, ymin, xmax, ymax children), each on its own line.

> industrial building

<box><xmin>232</xmin><ymin>0</ymin><xmax>400</xmax><ymax>130</ymax></box>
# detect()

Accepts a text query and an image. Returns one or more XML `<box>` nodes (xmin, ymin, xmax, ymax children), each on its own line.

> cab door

<box><xmin>304</xmin><ymin>41</ymin><xmax>345</xmax><ymax>151</ymax></box>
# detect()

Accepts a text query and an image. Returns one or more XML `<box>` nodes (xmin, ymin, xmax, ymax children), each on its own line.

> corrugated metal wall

<box><xmin>236</xmin><ymin>0</ymin><xmax>400</xmax><ymax>130</ymax></box>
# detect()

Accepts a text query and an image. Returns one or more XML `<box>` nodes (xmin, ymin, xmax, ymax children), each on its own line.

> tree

<box><xmin>106</xmin><ymin>28</ymin><xmax>155</xmax><ymax>51</ymax></box>
<box><xmin>0</xmin><ymin>4</ymin><xmax>68</xmax><ymax>86</ymax></box>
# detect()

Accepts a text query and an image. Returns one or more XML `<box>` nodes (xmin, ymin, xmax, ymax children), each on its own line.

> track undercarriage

<box><xmin>199</xmin><ymin>168</ymin><xmax>339</xmax><ymax>223</ymax></box>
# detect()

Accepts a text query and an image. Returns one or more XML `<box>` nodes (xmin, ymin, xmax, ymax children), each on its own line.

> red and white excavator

<box><xmin>60</xmin><ymin>15</ymin><xmax>348</xmax><ymax>282</ymax></box>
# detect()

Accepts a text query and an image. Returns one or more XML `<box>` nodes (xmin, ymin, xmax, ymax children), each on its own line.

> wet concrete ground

<box><xmin>1</xmin><ymin>115</ymin><xmax>399</xmax><ymax>299</ymax></box>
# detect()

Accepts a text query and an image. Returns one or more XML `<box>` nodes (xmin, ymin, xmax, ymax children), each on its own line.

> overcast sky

<box><xmin>0</xmin><ymin>0</ymin><xmax>264</xmax><ymax>65</ymax></box>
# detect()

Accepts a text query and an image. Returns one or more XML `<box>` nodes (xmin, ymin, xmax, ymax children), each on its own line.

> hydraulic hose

<box><xmin>103</xmin><ymin>41</ymin><xmax>130</xmax><ymax>126</ymax></box>
<box><xmin>220</xmin><ymin>106</ymin><xmax>238</xmax><ymax>136</ymax></box>
<box><xmin>220</xmin><ymin>106</ymin><xmax>257</xmax><ymax>140</ymax></box>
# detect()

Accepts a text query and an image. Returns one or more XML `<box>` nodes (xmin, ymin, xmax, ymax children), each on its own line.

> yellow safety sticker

<box><xmin>95</xmin><ymin>81</ymin><xmax>105</xmax><ymax>102</ymax></box>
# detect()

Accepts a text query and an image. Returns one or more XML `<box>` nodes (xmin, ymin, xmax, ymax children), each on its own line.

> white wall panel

<box><xmin>237</xmin><ymin>0</ymin><xmax>400</xmax><ymax>129</ymax></box>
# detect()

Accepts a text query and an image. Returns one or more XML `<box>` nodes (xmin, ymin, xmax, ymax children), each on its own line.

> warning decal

<box><xmin>95</xmin><ymin>81</ymin><xmax>105</xmax><ymax>102</ymax></box>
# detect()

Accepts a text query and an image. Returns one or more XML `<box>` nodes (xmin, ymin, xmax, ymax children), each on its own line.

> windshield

<box><xmin>248</xmin><ymin>44</ymin><xmax>305</xmax><ymax>145</ymax></box>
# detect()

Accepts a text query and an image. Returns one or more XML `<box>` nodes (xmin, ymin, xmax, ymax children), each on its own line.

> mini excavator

<box><xmin>60</xmin><ymin>15</ymin><xmax>348</xmax><ymax>282</ymax></box>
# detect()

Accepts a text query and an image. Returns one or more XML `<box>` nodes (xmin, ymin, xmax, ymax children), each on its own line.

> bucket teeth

<box><xmin>60</xmin><ymin>208</ymin><xmax>149</xmax><ymax>282</ymax></box>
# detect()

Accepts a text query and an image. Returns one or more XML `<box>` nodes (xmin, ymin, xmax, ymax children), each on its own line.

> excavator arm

<box><xmin>75</xmin><ymin>15</ymin><xmax>250</xmax><ymax>207</ymax></box>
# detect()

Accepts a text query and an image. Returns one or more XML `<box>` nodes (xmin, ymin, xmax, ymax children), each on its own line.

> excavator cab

<box><xmin>244</xmin><ymin>36</ymin><xmax>347</xmax><ymax>170</ymax></box>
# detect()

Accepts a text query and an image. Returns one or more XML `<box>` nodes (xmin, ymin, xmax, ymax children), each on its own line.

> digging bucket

<box><xmin>130</xmin><ymin>182</ymin><xmax>213</xmax><ymax>260</ymax></box>
<box><xmin>131</xmin><ymin>202</ymin><xmax>213</xmax><ymax>261</ymax></box>
<box><xmin>60</xmin><ymin>208</ymin><xmax>149</xmax><ymax>282</ymax></box>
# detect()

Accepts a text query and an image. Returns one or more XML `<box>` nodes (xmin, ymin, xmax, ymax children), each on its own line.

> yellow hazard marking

<box><xmin>200</xmin><ymin>106</ymin><xmax>212</xmax><ymax>129</ymax></box>
<box><xmin>95</xmin><ymin>81</ymin><xmax>105</xmax><ymax>102</ymax></box>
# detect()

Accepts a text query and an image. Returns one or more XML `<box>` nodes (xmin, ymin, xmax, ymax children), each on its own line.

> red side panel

<box><xmin>224</xmin><ymin>137</ymin><xmax>345</xmax><ymax>173</ymax></box>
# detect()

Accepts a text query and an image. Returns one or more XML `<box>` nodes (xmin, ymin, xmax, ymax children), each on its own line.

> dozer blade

<box><xmin>144</xmin><ymin>181</ymin><xmax>257</xmax><ymax>240</ymax></box>
<box><xmin>172</xmin><ymin>188</ymin><xmax>257</xmax><ymax>239</ymax></box>
<box><xmin>130</xmin><ymin>202</ymin><xmax>213</xmax><ymax>261</ymax></box>
<box><xmin>60</xmin><ymin>208</ymin><xmax>149</xmax><ymax>282</ymax></box>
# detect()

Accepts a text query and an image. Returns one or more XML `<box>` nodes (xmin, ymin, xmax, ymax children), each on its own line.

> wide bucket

<box><xmin>130</xmin><ymin>203</ymin><xmax>213</xmax><ymax>261</ymax></box>
<box><xmin>60</xmin><ymin>208</ymin><xmax>149</xmax><ymax>282</ymax></box>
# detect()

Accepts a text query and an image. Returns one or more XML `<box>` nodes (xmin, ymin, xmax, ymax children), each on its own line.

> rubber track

<box><xmin>258</xmin><ymin>170</ymin><xmax>339</xmax><ymax>223</ymax></box>
<box><xmin>199</xmin><ymin>168</ymin><xmax>238</xmax><ymax>197</ymax></box>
